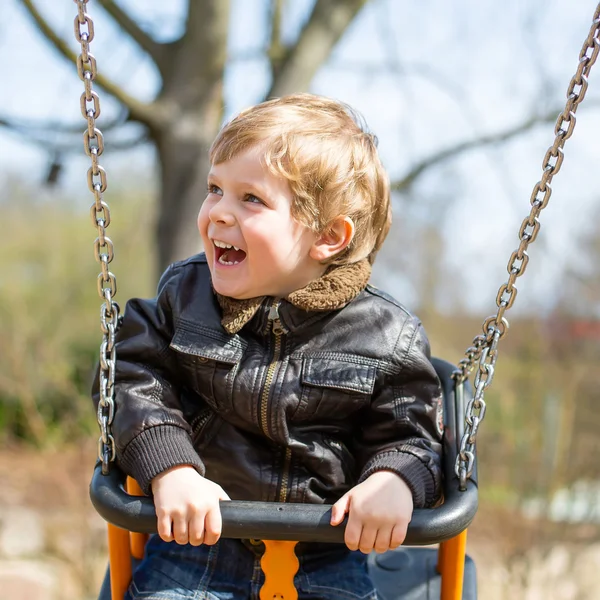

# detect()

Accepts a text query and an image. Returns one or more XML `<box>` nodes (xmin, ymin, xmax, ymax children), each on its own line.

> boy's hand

<box><xmin>330</xmin><ymin>471</ymin><xmax>413</xmax><ymax>554</ymax></box>
<box><xmin>151</xmin><ymin>465</ymin><xmax>230</xmax><ymax>546</ymax></box>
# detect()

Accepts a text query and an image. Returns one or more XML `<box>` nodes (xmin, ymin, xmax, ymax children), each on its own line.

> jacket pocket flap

<box><xmin>302</xmin><ymin>357</ymin><xmax>376</xmax><ymax>394</ymax></box>
<box><xmin>170</xmin><ymin>328</ymin><xmax>244</xmax><ymax>364</ymax></box>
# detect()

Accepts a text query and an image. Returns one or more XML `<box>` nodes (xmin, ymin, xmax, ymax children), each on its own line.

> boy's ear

<box><xmin>309</xmin><ymin>216</ymin><xmax>355</xmax><ymax>262</ymax></box>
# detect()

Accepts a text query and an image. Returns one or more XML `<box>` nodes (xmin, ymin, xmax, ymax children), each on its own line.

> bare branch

<box><xmin>161</xmin><ymin>0</ymin><xmax>229</xmax><ymax>114</ymax></box>
<box><xmin>391</xmin><ymin>101</ymin><xmax>600</xmax><ymax>192</ymax></box>
<box><xmin>0</xmin><ymin>109</ymin><xmax>128</xmax><ymax>135</ymax></box>
<box><xmin>267</xmin><ymin>0</ymin><xmax>368</xmax><ymax>98</ymax></box>
<box><xmin>97</xmin><ymin>0</ymin><xmax>170</xmax><ymax>75</ymax></box>
<box><xmin>268</xmin><ymin>0</ymin><xmax>285</xmax><ymax>72</ymax></box>
<box><xmin>271</xmin><ymin>0</ymin><xmax>284</xmax><ymax>45</ymax></box>
<box><xmin>0</xmin><ymin>114</ymin><xmax>150</xmax><ymax>155</ymax></box>
<box><xmin>184</xmin><ymin>0</ymin><xmax>229</xmax><ymax>78</ymax></box>
<box><xmin>19</xmin><ymin>0</ymin><xmax>160</xmax><ymax>127</ymax></box>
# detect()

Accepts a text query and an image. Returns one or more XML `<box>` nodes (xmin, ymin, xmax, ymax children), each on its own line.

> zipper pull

<box><xmin>268</xmin><ymin>302</ymin><xmax>280</xmax><ymax>321</ymax></box>
<box><xmin>268</xmin><ymin>301</ymin><xmax>286</xmax><ymax>335</ymax></box>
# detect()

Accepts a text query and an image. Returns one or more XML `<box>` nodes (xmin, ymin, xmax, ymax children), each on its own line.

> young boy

<box><xmin>95</xmin><ymin>94</ymin><xmax>443</xmax><ymax>600</ymax></box>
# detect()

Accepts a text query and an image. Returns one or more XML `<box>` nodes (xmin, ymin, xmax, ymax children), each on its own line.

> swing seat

<box><xmin>91</xmin><ymin>358</ymin><xmax>478</xmax><ymax>600</ymax></box>
<box><xmin>368</xmin><ymin>548</ymin><xmax>477</xmax><ymax>600</ymax></box>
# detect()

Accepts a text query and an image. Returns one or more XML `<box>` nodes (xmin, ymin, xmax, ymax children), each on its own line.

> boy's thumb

<box><xmin>330</xmin><ymin>493</ymin><xmax>350</xmax><ymax>526</ymax></box>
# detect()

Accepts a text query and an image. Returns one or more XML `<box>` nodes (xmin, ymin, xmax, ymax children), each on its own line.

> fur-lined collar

<box><xmin>217</xmin><ymin>259</ymin><xmax>371</xmax><ymax>334</ymax></box>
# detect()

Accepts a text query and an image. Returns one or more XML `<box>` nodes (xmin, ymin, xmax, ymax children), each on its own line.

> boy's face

<box><xmin>198</xmin><ymin>146</ymin><xmax>325</xmax><ymax>300</ymax></box>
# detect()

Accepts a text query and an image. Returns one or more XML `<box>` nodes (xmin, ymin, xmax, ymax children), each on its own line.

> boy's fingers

<box><xmin>390</xmin><ymin>523</ymin><xmax>408</xmax><ymax>549</ymax></box>
<box><xmin>188</xmin><ymin>512</ymin><xmax>205</xmax><ymax>547</ymax></box>
<box><xmin>172</xmin><ymin>513</ymin><xmax>189</xmax><ymax>545</ymax></box>
<box><xmin>330</xmin><ymin>493</ymin><xmax>350</xmax><ymax>526</ymax></box>
<box><xmin>358</xmin><ymin>525</ymin><xmax>377</xmax><ymax>554</ymax></box>
<box><xmin>373</xmin><ymin>527</ymin><xmax>393</xmax><ymax>554</ymax></box>
<box><xmin>343</xmin><ymin>513</ymin><xmax>362</xmax><ymax>551</ymax></box>
<box><xmin>203</xmin><ymin>506</ymin><xmax>222</xmax><ymax>546</ymax></box>
<box><xmin>157</xmin><ymin>513</ymin><xmax>173</xmax><ymax>542</ymax></box>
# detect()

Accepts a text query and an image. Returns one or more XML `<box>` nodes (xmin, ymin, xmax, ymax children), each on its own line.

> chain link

<box><xmin>452</xmin><ymin>3</ymin><xmax>600</xmax><ymax>489</ymax></box>
<box><xmin>73</xmin><ymin>0</ymin><xmax>120</xmax><ymax>475</ymax></box>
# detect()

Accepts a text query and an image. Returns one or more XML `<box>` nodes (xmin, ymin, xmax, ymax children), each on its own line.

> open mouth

<box><xmin>213</xmin><ymin>240</ymin><xmax>247</xmax><ymax>265</ymax></box>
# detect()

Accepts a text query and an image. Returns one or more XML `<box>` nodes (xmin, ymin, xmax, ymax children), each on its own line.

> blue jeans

<box><xmin>125</xmin><ymin>535</ymin><xmax>377</xmax><ymax>600</ymax></box>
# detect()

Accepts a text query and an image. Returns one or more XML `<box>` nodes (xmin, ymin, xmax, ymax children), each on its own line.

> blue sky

<box><xmin>1</xmin><ymin>0</ymin><xmax>599</xmax><ymax>315</ymax></box>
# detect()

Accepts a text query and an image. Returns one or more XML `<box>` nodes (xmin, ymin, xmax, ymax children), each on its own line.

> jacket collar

<box><xmin>217</xmin><ymin>259</ymin><xmax>372</xmax><ymax>334</ymax></box>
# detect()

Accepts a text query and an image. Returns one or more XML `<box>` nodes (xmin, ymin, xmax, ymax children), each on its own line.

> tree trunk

<box><xmin>154</xmin><ymin>104</ymin><xmax>223</xmax><ymax>273</ymax></box>
<box><xmin>156</xmin><ymin>135</ymin><xmax>205</xmax><ymax>272</ymax></box>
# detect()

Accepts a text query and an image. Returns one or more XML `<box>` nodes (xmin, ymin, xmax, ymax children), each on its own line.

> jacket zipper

<box><xmin>259</xmin><ymin>300</ymin><xmax>292</xmax><ymax>502</ymax></box>
<box><xmin>259</xmin><ymin>301</ymin><xmax>285</xmax><ymax>435</ymax></box>
<box><xmin>279</xmin><ymin>446</ymin><xmax>292</xmax><ymax>502</ymax></box>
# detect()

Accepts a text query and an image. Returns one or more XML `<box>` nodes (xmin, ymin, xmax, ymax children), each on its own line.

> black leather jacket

<box><xmin>93</xmin><ymin>254</ymin><xmax>443</xmax><ymax>508</ymax></box>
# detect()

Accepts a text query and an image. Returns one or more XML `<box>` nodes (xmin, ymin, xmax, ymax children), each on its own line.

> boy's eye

<box><xmin>207</xmin><ymin>184</ymin><xmax>222</xmax><ymax>195</ymax></box>
<box><xmin>244</xmin><ymin>193</ymin><xmax>264</xmax><ymax>205</ymax></box>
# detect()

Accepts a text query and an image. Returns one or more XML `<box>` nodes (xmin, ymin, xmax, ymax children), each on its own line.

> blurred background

<box><xmin>1</xmin><ymin>1</ymin><xmax>599</xmax><ymax>598</ymax></box>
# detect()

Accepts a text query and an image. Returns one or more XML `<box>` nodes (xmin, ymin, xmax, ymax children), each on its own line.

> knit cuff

<box><xmin>358</xmin><ymin>450</ymin><xmax>437</xmax><ymax>508</ymax></box>
<box><xmin>119</xmin><ymin>425</ymin><xmax>205</xmax><ymax>495</ymax></box>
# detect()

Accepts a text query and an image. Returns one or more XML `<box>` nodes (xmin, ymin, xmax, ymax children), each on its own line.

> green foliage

<box><xmin>0</xmin><ymin>177</ymin><xmax>155</xmax><ymax>445</ymax></box>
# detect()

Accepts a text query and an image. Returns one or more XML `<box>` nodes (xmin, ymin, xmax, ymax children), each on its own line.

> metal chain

<box><xmin>453</xmin><ymin>3</ymin><xmax>600</xmax><ymax>490</ymax></box>
<box><xmin>73</xmin><ymin>0</ymin><xmax>120</xmax><ymax>475</ymax></box>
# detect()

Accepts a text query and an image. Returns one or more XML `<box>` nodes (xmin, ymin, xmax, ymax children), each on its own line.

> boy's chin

<box><xmin>212</xmin><ymin>281</ymin><xmax>253</xmax><ymax>300</ymax></box>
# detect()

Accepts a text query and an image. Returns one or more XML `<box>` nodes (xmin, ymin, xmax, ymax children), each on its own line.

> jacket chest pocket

<box><xmin>293</xmin><ymin>357</ymin><xmax>376</xmax><ymax>422</ymax></box>
<box><xmin>170</xmin><ymin>327</ymin><xmax>245</xmax><ymax>415</ymax></box>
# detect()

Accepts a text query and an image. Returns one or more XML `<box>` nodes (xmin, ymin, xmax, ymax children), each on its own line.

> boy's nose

<box><xmin>209</xmin><ymin>196</ymin><xmax>236</xmax><ymax>226</ymax></box>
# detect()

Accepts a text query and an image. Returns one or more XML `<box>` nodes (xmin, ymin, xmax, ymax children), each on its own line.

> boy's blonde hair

<box><xmin>209</xmin><ymin>94</ymin><xmax>391</xmax><ymax>265</ymax></box>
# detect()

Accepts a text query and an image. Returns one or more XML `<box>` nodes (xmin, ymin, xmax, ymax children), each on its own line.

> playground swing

<box><xmin>71</xmin><ymin>1</ymin><xmax>600</xmax><ymax>599</ymax></box>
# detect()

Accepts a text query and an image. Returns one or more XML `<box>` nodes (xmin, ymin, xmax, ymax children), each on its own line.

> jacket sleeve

<box><xmin>92</xmin><ymin>264</ymin><xmax>205</xmax><ymax>494</ymax></box>
<box><xmin>355</xmin><ymin>318</ymin><xmax>443</xmax><ymax>508</ymax></box>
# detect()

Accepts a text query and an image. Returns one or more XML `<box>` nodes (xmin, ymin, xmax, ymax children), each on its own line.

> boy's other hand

<box><xmin>151</xmin><ymin>465</ymin><xmax>230</xmax><ymax>546</ymax></box>
<box><xmin>330</xmin><ymin>471</ymin><xmax>413</xmax><ymax>554</ymax></box>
